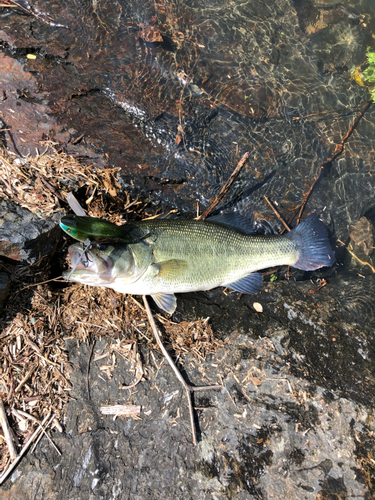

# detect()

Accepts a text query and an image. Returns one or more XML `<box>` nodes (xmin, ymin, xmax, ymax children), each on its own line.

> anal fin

<box><xmin>226</xmin><ymin>272</ymin><xmax>262</xmax><ymax>294</ymax></box>
<box><xmin>151</xmin><ymin>293</ymin><xmax>177</xmax><ymax>314</ymax></box>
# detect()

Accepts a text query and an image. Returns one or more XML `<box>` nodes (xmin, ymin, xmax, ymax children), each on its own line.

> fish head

<box><xmin>63</xmin><ymin>242</ymin><xmax>138</xmax><ymax>286</ymax></box>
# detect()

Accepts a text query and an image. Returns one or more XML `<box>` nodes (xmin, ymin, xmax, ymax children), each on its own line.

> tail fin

<box><xmin>287</xmin><ymin>213</ymin><xmax>336</xmax><ymax>271</ymax></box>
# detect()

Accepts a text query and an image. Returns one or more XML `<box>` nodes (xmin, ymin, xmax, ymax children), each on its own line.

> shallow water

<box><xmin>1</xmin><ymin>0</ymin><xmax>375</xmax><ymax>239</ymax></box>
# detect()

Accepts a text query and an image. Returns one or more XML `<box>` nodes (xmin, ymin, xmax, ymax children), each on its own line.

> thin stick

<box><xmin>0</xmin><ymin>153</ymin><xmax>28</xmax><ymax>179</ymax></box>
<box><xmin>29</xmin><ymin>413</ymin><xmax>54</xmax><ymax>454</ymax></box>
<box><xmin>0</xmin><ymin>400</ymin><xmax>17</xmax><ymax>461</ymax></box>
<box><xmin>120</xmin><ymin>344</ymin><xmax>144</xmax><ymax>390</ymax></box>
<box><xmin>0</xmin><ymin>413</ymin><xmax>50</xmax><ymax>485</ymax></box>
<box><xmin>346</xmin><ymin>246</ymin><xmax>375</xmax><ymax>273</ymax></box>
<box><xmin>17</xmin><ymin>276</ymin><xmax>63</xmax><ymax>293</ymax></box>
<box><xmin>263</xmin><ymin>196</ymin><xmax>290</xmax><ymax>232</ymax></box>
<box><xmin>198</xmin><ymin>152</ymin><xmax>250</xmax><ymax>220</ymax></box>
<box><xmin>142</xmin><ymin>296</ymin><xmax>222</xmax><ymax>445</ymax></box>
<box><xmin>40</xmin><ymin>177</ymin><xmax>65</xmax><ymax>202</ymax></box>
<box><xmin>296</xmin><ymin>98</ymin><xmax>372</xmax><ymax>225</ymax></box>
<box><xmin>4</xmin><ymin>0</ymin><xmax>69</xmax><ymax>27</ymax></box>
<box><xmin>11</xmin><ymin>409</ymin><xmax>61</xmax><ymax>456</ymax></box>
<box><xmin>87</xmin><ymin>339</ymin><xmax>96</xmax><ymax>400</ymax></box>
<box><xmin>143</xmin><ymin>296</ymin><xmax>197</xmax><ymax>442</ymax></box>
<box><xmin>295</xmin><ymin>165</ymin><xmax>324</xmax><ymax>225</ymax></box>
<box><xmin>292</xmin><ymin>104</ymin><xmax>362</xmax><ymax>121</ymax></box>
<box><xmin>15</xmin><ymin>365</ymin><xmax>37</xmax><ymax>393</ymax></box>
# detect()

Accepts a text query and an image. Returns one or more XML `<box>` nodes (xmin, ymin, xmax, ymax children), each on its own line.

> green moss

<box><xmin>363</xmin><ymin>47</ymin><xmax>375</xmax><ymax>102</ymax></box>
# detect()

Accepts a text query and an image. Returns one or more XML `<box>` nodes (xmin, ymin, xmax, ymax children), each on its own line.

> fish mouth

<box><xmin>65</xmin><ymin>243</ymin><xmax>113</xmax><ymax>278</ymax></box>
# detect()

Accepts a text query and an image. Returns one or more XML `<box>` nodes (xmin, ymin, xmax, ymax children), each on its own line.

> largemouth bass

<box><xmin>62</xmin><ymin>213</ymin><xmax>335</xmax><ymax>314</ymax></box>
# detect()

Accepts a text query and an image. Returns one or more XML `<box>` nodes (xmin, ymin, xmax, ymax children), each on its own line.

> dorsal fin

<box><xmin>207</xmin><ymin>213</ymin><xmax>255</xmax><ymax>235</ymax></box>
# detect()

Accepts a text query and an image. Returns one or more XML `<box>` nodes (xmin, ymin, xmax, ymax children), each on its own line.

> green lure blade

<box><xmin>60</xmin><ymin>215</ymin><xmax>136</xmax><ymax>244</ymax></box>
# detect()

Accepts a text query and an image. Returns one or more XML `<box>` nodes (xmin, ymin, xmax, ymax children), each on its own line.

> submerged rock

<box><xmin>0</xmin><ymin>0</ymin><xmax>374</xmax><ymax>243</ymax></box>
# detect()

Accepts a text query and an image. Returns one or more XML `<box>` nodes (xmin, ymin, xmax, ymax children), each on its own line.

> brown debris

<box><xmin>350</xmin><ymin>217</ymin><xmax>374</xmax><ymax>256</ymax></box>
<box><xmin>100</xmin><ymin>404</ymin><xmax>141</xmax><ymax>420</ymax></box>
<box><xmin>308</xmin><ymin>278</ymin><xmax>327</xmax><ymax>294</ymax></box>
<box><xmin>166</xmin><ymin>317</ymin><xmax>224</xmax><ymax>360</ymax></box>
<box><xmin>0</xmin><ymin>282</ymin><xmax>71</xmax><ymax>473</ymax></box>
<box><xmin>138</xmin><ymin>25</ymin><xmax>163</xmax><ymax>43</ymax></box>
<box><xmin>0</xmin><ymin>144</ymin><xmax>123</xmax><ymax>218</ymax></box>
<box><xmin>0</xmin><ymin>400</ymin><xmax>17</xmax><ymax>461</ymax></box>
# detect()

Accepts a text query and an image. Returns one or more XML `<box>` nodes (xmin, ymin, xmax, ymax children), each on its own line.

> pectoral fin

<box><xmin>226</xmin><ymin>272</ymin><xmax>262</xmax><ymax>294</ymax></box>
<box><xmin>151</xmin><ymin>293</ymin><xmax>177</xmax><ymax>314</ymax></box>
<box><xmin>152</xmin><ymin>259</ymin><xmax>188</xmax><ymax>280</ymax></box>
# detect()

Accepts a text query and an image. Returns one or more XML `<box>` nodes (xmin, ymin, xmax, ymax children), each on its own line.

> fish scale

<box><xmin>136</xmin><ymin>219</ymin><xmax>298</xmax><ymax>291</ymax></box>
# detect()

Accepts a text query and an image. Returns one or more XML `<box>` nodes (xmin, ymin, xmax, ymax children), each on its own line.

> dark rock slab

<box><xmin>0</xmin><ymin>200</ymin><xmax>61</xmax><ymax>264</ymax></box>
<box><xmin>1</xmin><ymin>275</ymin><xmax>375</xmax><ymax>498</ymax></box>
<box><xmin>0</xmin><ymin>271</ymin><xmax>10</xmax><ymax>310</ymax></box>
<box><xmin>0</xmin><ymin>0</ymin><xmax>375</xmax><ymax>498</ymax></box>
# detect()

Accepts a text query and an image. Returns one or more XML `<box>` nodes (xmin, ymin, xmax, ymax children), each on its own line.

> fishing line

<box><xmin>65</xmin><ymin>238</ymin><xmax>92</xmax><ymax>281</ymax></box>
<box><xmin>64</xmin><ymin>191</ymin><xmax>91</xmax><ymax>281</ymax></box>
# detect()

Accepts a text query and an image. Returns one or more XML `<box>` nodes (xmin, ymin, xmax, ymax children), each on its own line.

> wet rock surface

<box><xmin>0</xmin><ymin>200</ymin><xmax>61</xmax><ymax>264</ymax></box>
<box><xmin>1</xmin><ymin>277</ymin><xmax>375</xmax><ymax>499</ymax></box>
<box><xmin>1</xmin><ymin>0</ymin><xmax>375</xmax><ymax>498</ymax></box>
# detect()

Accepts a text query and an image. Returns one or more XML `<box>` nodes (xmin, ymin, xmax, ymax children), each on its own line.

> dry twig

<box><xmin>142</xmin><ymin>296</ymin><xmax>222</xmax><ymax>445</ymax></box>
<box><xmin>100</xmin><ymin>405</ymin><xmax>141</xmax><ymax>420</ymax></box>
<box><xmin>0</xmin><ymin>401</ymin><xmax>17</xmax><ymax>461</ymax></box>
<box><xmin>0</xmin><ymin>413</ymin><xmax>52</xmax><ymax>485</ymax></box>
<box><xmin>198</xmin><ymin>152</ymin><xmax>250</xmax><ymax>220</ymax></box>
<box><xmin>292</xmin><ymin>98</ymin><xmax>372</xmax><ymax>226</ymax></box>
<box><xmin>263</xmin><ymin>196</ymin><xmax>290</xmax><ymax>232</ymax></box>
<box><xmin>119</xmin><ymin>343</ymin><xmax>144</xmax><ymax>390</ymax></box>
<box><xmin>87</xmin><ymin>340</ymin><xmax>96</xmax><ymax>400</ymax></box>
